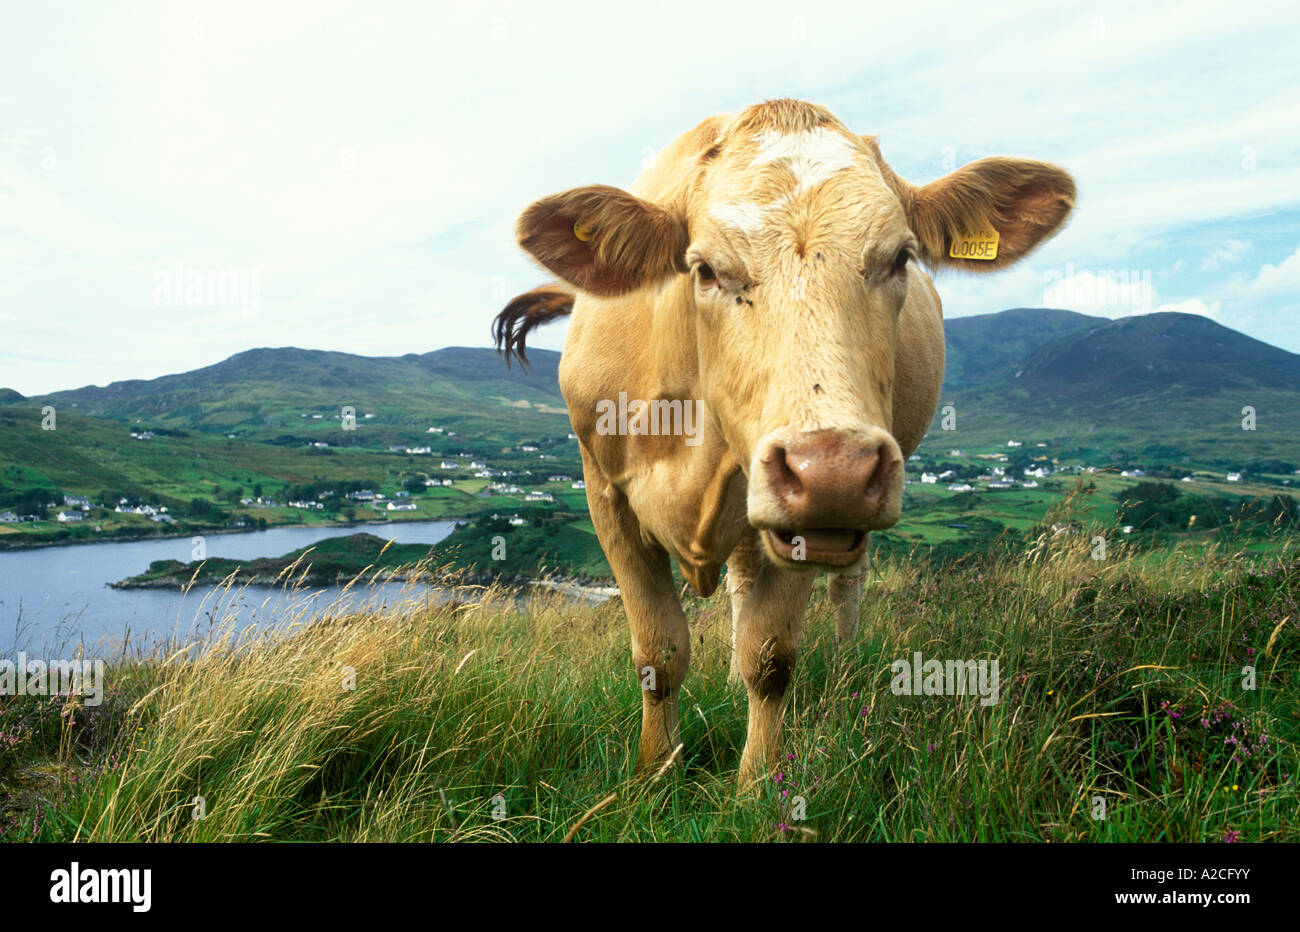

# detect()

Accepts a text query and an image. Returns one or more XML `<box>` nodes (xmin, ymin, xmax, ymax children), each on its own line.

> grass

<box><xmin>3</xmin><ymin>523</ymin><xmax>1297</xmax><ymax>842</ymax></box>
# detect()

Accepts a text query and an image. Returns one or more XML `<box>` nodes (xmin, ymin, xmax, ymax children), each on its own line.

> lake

<box><xmin>0</xmin><ymin>521</ymin><xmax>459</xmax><ymax>659</ymax></box>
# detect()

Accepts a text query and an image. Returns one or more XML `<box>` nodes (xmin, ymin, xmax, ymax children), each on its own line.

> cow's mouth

<box><xmin>763</xmin><ymin>527</ymin><xmax>867</xmax><ymax>567</ymax></box>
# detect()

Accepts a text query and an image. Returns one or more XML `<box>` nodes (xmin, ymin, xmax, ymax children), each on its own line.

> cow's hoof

<box><xmin>634</xmin><ymin>743</ymin><xmax>684</xmax><ymax>780</ymax></box>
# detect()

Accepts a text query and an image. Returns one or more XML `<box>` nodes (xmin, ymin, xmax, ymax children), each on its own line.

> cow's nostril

<box><xmin>766</xmin><ymin>445</ymin><xmax>803</xmax><ymax>496</ymax></box>
<box><xmin>863</xmin><ymin>446</ymin><xmax>897</xmax><ymax>505</ymax></box>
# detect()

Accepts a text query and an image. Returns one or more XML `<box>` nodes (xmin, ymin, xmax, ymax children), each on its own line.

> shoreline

<box><xmin>110</xmin><ymin>565</ymin><xmax>619</xmax><ymax>602</ymax></box>
<box><xmin>0</xmin><ymin>515</ymin><xmax>461</xmax><ymax>553</ymax></box>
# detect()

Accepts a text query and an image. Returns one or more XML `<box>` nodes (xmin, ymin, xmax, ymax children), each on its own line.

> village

<box><xmin>1</xmin><ymin>422</ymin><xmax>1293</xmax><ymax>545</ymax></box>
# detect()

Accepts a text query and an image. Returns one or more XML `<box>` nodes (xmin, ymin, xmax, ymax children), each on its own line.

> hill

<box><xmin>941</xmin><ymin>307</ymin><xmax>1102</xmax><ymax>390</ymax></box>
<box><xmin>3</xmin><ymin>310</ymin><xmax>1297</xmax><ymax>524</ymax></box>
<box><xmin>19</xmin><ymin>346</ymin><xmax>567</xmax><ymax>446</ymax></box>
<box><xmin>933</xmin><ymin>311</ymin><xmax>1300</xmax><ymax>464</ymax></box>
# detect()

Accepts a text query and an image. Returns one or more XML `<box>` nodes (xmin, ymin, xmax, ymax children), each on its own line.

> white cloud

<box><xmin>1245</xmin><ymin>244</ymin><xmax>1300</xmax><ymax>298</ymax></box>
<box><xmin>1154</xmin><ymin>298</ymin><xmax>1222</xmax><ymax>320</ymax></box>
<box><xmin>3</xmin><ymin>0</ymin><xmax>1300</xmax><ymax>392</ymax></box>
<box><xmin>1200</xmin><ymin>239</ymin><xmax>1251</xmax><ymax>271</ymax></box>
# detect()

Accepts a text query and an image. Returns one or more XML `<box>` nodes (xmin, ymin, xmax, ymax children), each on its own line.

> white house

<box><xmin>920</xmin><ymin>472</ymin><xmax>938</xmax><ymax>484</ymax></box>
<box><xmin>571</xmin><ymin>480</ymin><xmax>586</xmax><ymax>490</ymax></box>
<box><xmin>948</xmin><ymin>483</ymin><xmax>974</xmax><ymax>492</ymax></box>
<box><xmin>387</xmin><ymin>501</ymin><xmax>417</xmax><ymax>511</ymax></box>
<box><xmin>1226</xmin><ymin>472</ymin><xmax>1242</xmax><ymax>482</ymax></box>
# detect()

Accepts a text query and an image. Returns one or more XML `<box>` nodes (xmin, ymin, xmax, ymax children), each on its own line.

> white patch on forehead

<box><xmin>708</xmin><ymin>200</ymin><xmax>768</xmax><ymax>235</ymax></box>
<box><xmin>706</xmin><ymin>130</ymin><xmax>858</xmax><ymax>235</ymax></box>
<box><xmin>751</xmin><ymin>128</ymin><xmax>859</xmax><ymax>191</ymax></box>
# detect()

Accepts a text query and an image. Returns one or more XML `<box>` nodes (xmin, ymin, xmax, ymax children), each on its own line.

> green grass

<box><xmin>4</xmin><ymin>526</ymin><xmax>1296</xmax><ymax>842</ymax></box>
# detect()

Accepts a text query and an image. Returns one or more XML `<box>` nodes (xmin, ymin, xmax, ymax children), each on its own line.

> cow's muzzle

<box><xmin>748</xmin><ymin>427</ymin><xmax>902</xmax><ymax>567</ymax></box>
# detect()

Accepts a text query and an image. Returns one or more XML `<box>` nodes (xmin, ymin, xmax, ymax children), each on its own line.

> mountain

<box><xmin>4</xmin><ymin>310</ymin><xmax>1298</xmax><ymax>465</ymax></box>
<box><xmin>936</xmin><ymin>310</ymin><xmax>1300</xmax><ymax>463</ymax></box>
<box><xmin>1012</xmin><ymin>312</ymin><xmax>1300</xmax><ymax>399</ymax></box>
<box><xmin>941</xmin><ymin>307</ymin><xmax>1102</xmax><ymax>390</ymax></box>
<box><xmin>20</xmin><ymin>346</ymin><xmax>568</xmax><ymax>446</ymax></box>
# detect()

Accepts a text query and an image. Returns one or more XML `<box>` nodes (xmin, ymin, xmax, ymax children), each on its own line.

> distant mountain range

<box><xmin>936</xmin><ymin>309</ymin><xmax>1299</xmax><ymax>462</ymax></box>
<box><xmin>4</xmin><ymin>309</ymin><xmax>1298</xmax><ymax>464</ymax></box>
<box><xmin>12</xmin><ymin>346</ymin><xmax>568</xmax><ymax>448</ymax></box>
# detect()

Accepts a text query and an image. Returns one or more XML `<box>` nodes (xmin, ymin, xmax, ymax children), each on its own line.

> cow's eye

<box><xmin>695</xmin><ymin>262</ymin><xmax>718</xmax><ymax>287</ymax></box>
<box><xmin>891</xmin><ymin>248</ymin><xmax>911</xmax><ymax>277</ymax></box>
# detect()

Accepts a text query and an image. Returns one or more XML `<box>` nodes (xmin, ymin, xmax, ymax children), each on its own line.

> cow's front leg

<box><xmin>725</xmin><ymin>532</ymin><xmax>765</xmax><ymax>684</ymax></box>
<box><xmin>827</xmin><ymin>563</ymin><xmax>866</xmax><ymax>650</ymax></box>
<box><xmin>581</xmin><ymin>462</ymin><xmax>691</xmax><ymax>773</ymax></box>
<box><xmin>735</xmin><ymin>557</ymin><xmax>815</xmax><ymax>791</ymax></box>
<box><xmin>629</xmin><ymin>580</ymin><xmax>691</xmax><ymax>773</ymax></box>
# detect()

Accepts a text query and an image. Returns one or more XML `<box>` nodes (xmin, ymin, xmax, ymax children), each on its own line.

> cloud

<box><xmin>1153</xmin><ymin>297</ymin><xmax>1222</xmax><ymax>319</ymax></box>
<box><xmin>1245</xmin><ymin>244</ymin><xmax>1300</xmax><ymax>298</ymax></box>
<box><xmin>1200</xmin><ymin>239</ymin><xmax>1251</xmax><ymax>270</ymax></box>
<box><xmin>3</xmin><ymin>0</ymin><xmax>1300</xmax><ymax>392</ymax></box>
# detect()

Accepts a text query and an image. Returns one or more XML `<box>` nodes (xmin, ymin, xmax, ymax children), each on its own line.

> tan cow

<box><xmin>494</xmin><ymin>99</ymin><xmax>1074</xmax><ymax>788</ymax></box>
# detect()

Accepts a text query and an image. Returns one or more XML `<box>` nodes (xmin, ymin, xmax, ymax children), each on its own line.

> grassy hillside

<box><xmin>25</xmin><ymin>346</ymin><xmax>568</xmax><ymax>446</ymax></box>
<box><xmin>4</xmin><ymin>524</ymin><xmax>1296</xmax><ymax>842</ymax></box>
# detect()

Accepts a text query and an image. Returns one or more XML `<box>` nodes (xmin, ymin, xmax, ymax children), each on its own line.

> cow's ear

<box><xmin>868</xmin><ymin>141</ymin><xmax>1074</xmax><ymax>272</ymax></box>
<box><xmin>516</xmin><ymin>185</ymin><xmax>689</xmax><ymax>296</ymax></box>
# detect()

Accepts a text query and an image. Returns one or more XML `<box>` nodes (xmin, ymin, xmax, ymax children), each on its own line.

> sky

<box><xmin>2</xmin><ymin>0</ymin><xmax>1298</xmax><ymax>396</ymax></box>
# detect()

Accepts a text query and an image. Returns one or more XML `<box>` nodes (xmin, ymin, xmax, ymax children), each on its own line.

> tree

<box><xmin>403</xmin><ymin>476</ymin><xmax>427</xmax><ymax>495</ymax></box>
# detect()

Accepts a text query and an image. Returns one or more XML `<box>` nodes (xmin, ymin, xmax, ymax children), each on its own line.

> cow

<box><xmin>493</xmin><ymin>99</ymin><xmax>1075</xmax><ymax>788</ymax></box>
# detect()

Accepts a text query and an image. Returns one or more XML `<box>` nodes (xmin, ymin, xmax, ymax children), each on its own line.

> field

<box><xmin>4</xmin><ymin>514</ymin><xmax>1296</xmax><ymax>842</ymax></box>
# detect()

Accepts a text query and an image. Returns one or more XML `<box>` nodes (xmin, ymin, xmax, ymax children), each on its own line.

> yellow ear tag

<box><xmin>573</xmin><ymin>221</ymin><xmax>595</xmax><ymax>242</ymax></box>
<box><xmin>949</xmin><ymin>229</ymin><xmax>999</xmax><ymax>261</ymax></box>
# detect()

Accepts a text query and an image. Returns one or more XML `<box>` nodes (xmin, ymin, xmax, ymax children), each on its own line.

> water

<box><xmin>0</xmin><ymin>521</ymin><xmax>458</xmax><ymax>659</ymax></box>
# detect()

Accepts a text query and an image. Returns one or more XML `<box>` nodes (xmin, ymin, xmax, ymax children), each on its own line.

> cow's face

<box><xmin>515</xmin><ymin>101</ymin><xmax>1074</xmax><ymax>570</ymax></box>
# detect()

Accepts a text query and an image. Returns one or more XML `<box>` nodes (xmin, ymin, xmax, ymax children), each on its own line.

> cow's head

<box><xmin>514</xmin><ymin>100</ymin><xmax>1074</xmax><ymax>569</ymax></box>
